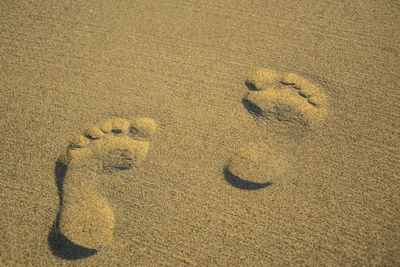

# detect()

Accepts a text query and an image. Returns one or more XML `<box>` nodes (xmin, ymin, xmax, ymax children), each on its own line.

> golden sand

<box><xmin>227</xmin><ymin>142</ymin><xmax>287</xmax><ymax>184</ymax></box>
<box><xmin>1</xmin><ymin>0</ymin><xmax>399</xmax><ymax>266</ymax></box>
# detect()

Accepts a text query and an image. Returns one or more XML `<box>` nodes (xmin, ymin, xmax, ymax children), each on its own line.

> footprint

<box><xmin>243</xmin><ymin>69</ymin><xmax>328</xmax><ymax>128</ymax></box>
<box><xmin>56</xmin><ymin>117</ymin><xmax>157</xmax><ymax>250</ymax></box>
<box><xmin>225</xmin><ymin>69</ymin><xmax>327</xmax><ymax>189</ymax></box>
<box><xmin>225</xmin><ymin>142</ymin><xmax>287</xmax><ymax>190</ymax></box>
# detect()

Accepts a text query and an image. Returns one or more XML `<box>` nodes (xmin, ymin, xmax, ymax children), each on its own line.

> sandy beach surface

<box><xmin>1</xmin><ymin>0</ymin><xmax>399</xmax><ymax>266</ymax></box>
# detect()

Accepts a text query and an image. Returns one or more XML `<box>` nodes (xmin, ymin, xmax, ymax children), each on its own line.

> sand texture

<box><xmin>1</xmin><ymin>0</ymin><xmax>399</xmax><ymax>266</ymax></box>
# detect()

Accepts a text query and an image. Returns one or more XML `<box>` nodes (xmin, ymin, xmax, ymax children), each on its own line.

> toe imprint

<box><xmin>130</xmin><ymin>118</ymin><xmax>158</xmax><ymax>141</ymax></box>
<box><xmin>244</xmin><ymin>69</ymin><xmax>328</xmax><ymax>127</ymax></box>
<box><xmin>57</xmin><ymin>117</ymin><xmax>157</xmax><ymax>250</ymax></box>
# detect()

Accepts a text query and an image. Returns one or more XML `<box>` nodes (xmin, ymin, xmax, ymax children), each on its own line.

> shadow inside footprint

<box><xmin>242</xmin><ymin>99</ymin><xmax>264</xmax><ymax>117</ymax></box>
<box><xmin>245</xmin><ymin>81</ymin><xmax>259</xmax><ymax>91</ymax></box>
<box><xmin>224</xmin><ymin>167</ymin><xmax>272</xmax><ymax>190</ymax></box>
<box><xmin>48</xmin><ymin>159</ymin><xmax>97</xmax><ymax>260</ymax></box>
<box><xmin>48</xmin><ymin>228</ymin><xmax>97</xmax><ymax>260</ymax></box>
<box><xmin>243</xmin><ymin>81</ymin><xmax>265</xmax><ymax>117</ymax></box>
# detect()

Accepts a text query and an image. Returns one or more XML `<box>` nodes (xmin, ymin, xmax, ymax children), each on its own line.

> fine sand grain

<box><xmin>1</xmin><ymin>0</ymin><xmax>399</xmax><ymax>266</ymax></box>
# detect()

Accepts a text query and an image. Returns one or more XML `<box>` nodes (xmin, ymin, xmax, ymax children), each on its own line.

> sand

<box><xmin>1</xmin><ymin>0</ymin><xmax>399</xmax><ymax>266</ymax></box>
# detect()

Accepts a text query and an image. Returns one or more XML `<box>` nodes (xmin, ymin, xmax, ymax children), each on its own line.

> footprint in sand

<box><xmin>56</xmin><ymin>117</ymin><xmax>157</xmax><ymax>250</ymax></box>
<box><xmin>226</xmin><ymin>69</ymin><xmax>328</xmax><ymax>189</ymax></box>
<box><xmin>243</xmin><ymin>68</ymin><xmax>327</xmax><ymax>128</ymax></box>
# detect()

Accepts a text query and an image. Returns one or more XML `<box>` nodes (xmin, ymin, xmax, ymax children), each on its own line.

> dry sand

<box><xmin>1</xmin><ymin>0</ymin><xmax>399</xmax><ymax>266</ymax></box>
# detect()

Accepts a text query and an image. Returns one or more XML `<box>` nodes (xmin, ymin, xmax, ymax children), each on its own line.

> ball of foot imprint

<box><xmin>227</xmin><ymin>142</ymin><xmax>287</xmax><ymax>184</ymax></box>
